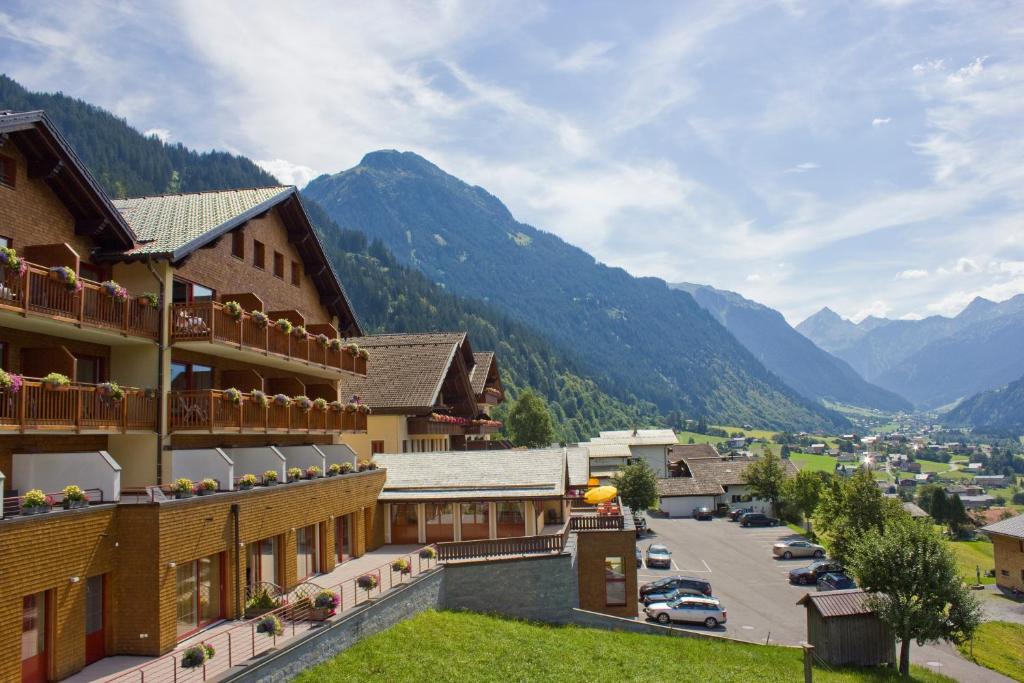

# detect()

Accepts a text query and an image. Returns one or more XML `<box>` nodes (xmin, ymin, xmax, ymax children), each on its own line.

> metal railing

<box><xmin>104</xmin><ymin>547</ymin><xmax>439</xmax><ymax>682</ymax></box>
<box><xmin>0</xmin><ymin>378</ymin><xmax>156</xmax><ymax>433</ymax></box>
<box><xmin>170</xmin><ymin>302</ymin><xmax>365</xmax><ymax>375</ymax></box>
<box><xmin>2</xmin><ymin>487</ymin><xmax>105</xmax><ymax>518</ymax></box>
<box><xmin>0</xmin><ymin>261</ymin><xmax>159</xmax><ymax>338</ymax></box>
<box><xmin>168</xmin><ymin>390</ymin><xmax>367</xmax><ymax>433</ymax></box>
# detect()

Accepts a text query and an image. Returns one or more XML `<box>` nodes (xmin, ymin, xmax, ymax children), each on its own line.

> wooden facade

<box><xmin>798</xmin><ymin>591</ymin><xmax>896</xmax><ymax>667</ymax></box>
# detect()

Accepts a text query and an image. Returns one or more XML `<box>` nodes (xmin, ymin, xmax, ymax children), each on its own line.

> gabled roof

<box><xmin>375</xmin><ymin>447</ymin><xmax>566</xmax><ymax>500</ymax></box>
<box><xmin>585</xmin><ymin>443</ymin><xmax>633</xmax><ymax>459</ymax></box>
<box><xmin>566</xmin><ymin>446</ymin><xmax>590</xmax><ymax>487</ymax></box>
<box><xmin>109</xmin><ymin>186</ymin><xmax>361</xmax><ymax>333</ymax></box>
<box><xmin>0</xmin><ymin>111</ymin><xmax>136</xmax><ymax>250</ymax></box>
<box><xmin>668</xmin><ymin>444</ymin><xmax>721</xmax><ymax>462</ymax></box>
<box><xmin>797</xmin><ymin>589</ymin><xmax>877</xmax><ymax>618</ymax></box>
<box><xmin>657</xmin><ymin>478</ymin><xmax>725</xmax><ymax>497</ymax></box>
<box><xmin>340</xmin><ymin>333</ymin><xmax>477</xmax><ymax>414</ymax></box>
<box><xmin>687</xmin><ymin>456</ymin><xmax>798</xmax><ymax>487</ymax></box>
<box><xmin>468</xmin><ymin>352</ymin><xmax>503</xmax><ymax>399</ymax></box>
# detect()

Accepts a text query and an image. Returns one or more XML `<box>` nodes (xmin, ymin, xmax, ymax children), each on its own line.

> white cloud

<box><xmin>555</xmin><ymin>41</ymin><xmax>615</xmax><ymax>73</ymax></box>
<box><xmin>746</xmin><ymin>273</ymin><xmax>761</xmax><ymax>282</ymax></box>
<box><xmin>871</xmin><ymin>117</ymin><xmax>891</xmax><ymax>127</ymax></box>
<box><xmin>784</xmin><ymin>162</ymin><xmax>818</xmax><ymax>174</ymax></box>
<box><xmin>898</xmin><ymin>312</ymin><xmax>924</xmax><ymax>320</ymax></box>
<box><xmin>896</xmin><ymin>268</ymin><xmax>928</xmax><ymax>280</ymax></box>
<box><xmin>912</xmin><ymin>59</ymin><xmax>945</xmax><ymax>74</ymax></box>
<box><xmin>925</xmin><ymin>276</ymin><xmax>1024</xmax><ymax>315</ymax></box>
<box><xmin>255</xmin><ymin>159</ymin><xmax>317</xmax><ymax>188</ymax></box>
<box><xmin>989</xmin><ymin>260</ymin><xmax>1024</xmax><ymax>274</ymax></box>
<box><xmin>954</xmin><ymin>257</ymin><xmax>979</xmax><ymax>273</ymax></box>
<box><xmin>144</xmin><ymin>128</ymin><xmax>171</xmax><ymax>142</ymax></box>
<box><xmin>851</xmin><ymin>300</ymin><xmax>891</xmax><ymax>322</ymax></box>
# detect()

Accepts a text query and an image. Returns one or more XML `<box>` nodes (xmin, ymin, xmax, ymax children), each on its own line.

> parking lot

<box><xmin>635</xmin><ymin>514</ymin><xmax>1016</xmax><ymax>682</ymax></box>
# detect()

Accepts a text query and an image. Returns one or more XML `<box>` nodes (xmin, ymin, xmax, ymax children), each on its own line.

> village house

<box><xmin>586</xmin><ymin>428</ymin><xmax>677</xmax><ymax>478</ymax></box>
<box><xmin>981</xmin><ymin>515</ymin><xmax>1024</xmax><ymax>593</ymax></box>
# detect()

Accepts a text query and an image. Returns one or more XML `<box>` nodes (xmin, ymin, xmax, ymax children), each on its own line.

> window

<box><xmin>605</xmin><ymin>557</ymin><xmax>627</xmax><ymax>606</ymax></box>
<box><xmin>253</xmin><ymin>241</ymin><xmax>265</xmax><ymax>269</ymax></box>
<box><xmin>0</xmin><ymin>341</ymin><xmax>7</xmax><ymax>369</ymax></box>
<box><xmin>371</xmin><ymin>440</ymin><xmax>384</xmax><ymax>454</ymax></box>
<box><xmin>390</xmin><ymin>503</ymin><xmax>419</xmax><ymax>544</ymax></box>
<box><xmin>231</xmin><ymin>230</ymin><xmax>245</xmax><ymax>259</ymax></box>
<box><xmin>79</xmin><ymin>262</ymin><xmax>105</xmax><ymax>282</ymax></box>
<box><xmin>273</xmin><ymin>251</ymin><xmax>284</xmax><ymax>279</ymax></box>
<box><xmin>170</xmin><ymin>362</ymin><xmax>213</xmax><ymax>391</ymax></box>
<box><xmin>291</xmin><ymin>260</ymin><xmax>301</xmax><ymax>287</ymax></box>
<box><xmin>296</xmin><ymin>525</ymin><xmax>319</xmax><ymax>580</ymax></box>
<box><xmin>247</xmin><ymin>537</ymin><xmax>278</xmax><ymax>589</ymax></box>
<box><xmin>424</xmin><ymin>503</ymin><xmax>454</xmax><ymax>543</ymax></box>
<box><xmin>172</xmin><ymin>279</ymin><xmax>215</xmax><ymax>304</ymax></box>
<box><xmin>0</xmin><ymin>235</ymin><xmax>11</xmax><ymax>249</ymax></box>
<box><xmin>175</xmin><ymin>554</ymin><xmax>223</xmax><ymax>639</ymax></box>
<box><xmin>75</xmin><ymin>355</ymin><xmax>106</xmax><ymax>384</ymax></box>
<box><xmin>495</xmin><ymin>502</ymin><xmax>525</xmax><ymax>538</ymax></box>
<box><xmin>22</xmin><ymin>592</ymin><xmax>46</xmax><ymax>683</ymax></box>
<box><xmin>460</xmin><ymin>502</ymin><xmax>489</xmax><ymax>540</ymax></box>
<box><xmin>0</xmin><ymin>154</ymin><xmax>15</xmax><ymax>188</ymax></box>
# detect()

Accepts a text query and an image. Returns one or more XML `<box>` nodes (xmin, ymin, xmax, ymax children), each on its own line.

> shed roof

<box><xmin>594</xmin><ymin>429</ymin><xmax>678</xmax><ymax>446</ymax></box>
<box><xmin>375</xmin><ymin>447</ymin><xmax>566</xmax><ymax>501</ymax></box>
<box><xmin>797</xmin><ymin>589</ymin><xmax>876</xmax><ymax>618</ymax></box>
<box><xmin>981</xmin><ymin>513</ymin><xmax>1024</xmax><ymax>539</ymax></box>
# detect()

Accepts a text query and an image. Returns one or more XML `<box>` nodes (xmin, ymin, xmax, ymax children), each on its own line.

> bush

<box><xmin>1012</xmin><ymin>492</ymin><xmax>1024</xmax><ymax>505</ymax></box>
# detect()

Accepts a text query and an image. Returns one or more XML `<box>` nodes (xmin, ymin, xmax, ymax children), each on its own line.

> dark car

<box><xmin>739</xmin><ymin>512</ymin><xmax>778</xmax><ymax>527</ymax></box>
<box><xmin>817</xmin><ymin>573</ymin><xmax>857</xmax><ymax>591</ymax></box>
<box><xmin>693</xmin><ymin>506</ymin><xmax>713</xmax><ymax>520</ymax></box>
<box><xmin>789</xmin><ymin>559</ymin><xmax>843</xmax><ymax>586</ymax></box>
<box><xmin>639</xmin><ymin>576</ymin><xmax>713</xmax><ymax>604</ymax></box>
<box><xmin>727</xmin><ymin>507</ymin><xmax>754</xmax><ymax>521</ymax></box>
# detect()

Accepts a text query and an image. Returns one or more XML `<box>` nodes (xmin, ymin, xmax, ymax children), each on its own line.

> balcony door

<box><xmin>170</xmin><ymin>362</ymin><xmax>213</xmax><ymax>391</ymax></box>
<box><xmin>335</xmin><ymin>515</ymin><xmax>351</xmax><ymax>564</ymax></box>
<box><xmin>21</xmin><ymin>591</ymin><xmax>48</xmax><ymax>683</ymax></box>
<box><xmin>175</xmin><ymin>554</ymin><xmax>223</xmax><ymax>640</ymax></box>
<box><xmin>84</xmin><ymin>575</ymin><xmax>105</xmax><ymax>665</ymax></box>
<box><xmin>246</xmin><ymin>537</ymin><xmax>279</xmax><ymax>592</ymax></box>
<box><xmin>171</xmin><ymin>279</ymin><xmax>215</xmax><ymax>304</ymax></box>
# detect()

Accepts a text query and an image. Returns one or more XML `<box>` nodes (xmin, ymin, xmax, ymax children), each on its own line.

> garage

<box><xmin>656</xmin><ymin>478</ymin><xmax>724</xmax><ymax>518</ymax></box>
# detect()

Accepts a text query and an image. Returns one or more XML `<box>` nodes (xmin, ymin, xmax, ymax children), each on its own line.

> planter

<box><xmin>244</xmin><ymin>606</ymin><xmax>275</xmax><ymax>619</ymax></box>
<box><xmin>43</xmin><ymin>381</ymin><xmax>70</xmax><ymax>392</ymax></box>
<box><xmin>198</xmin><ymin>488</ymin><xmax>215</xmax><ymax>496</ymax></box>
<box><xmin>239</xmin><ymin>482</ymin><xmax>254</xmax><ymax>490</ymax></box>
<box><xmin>263</xmin><ymin>480</ymin><xmax>277</xmax><ymax>487</ymax></box>
<box><xmin>310</xmin><ymin>607</ymin><xmax>335</xmax><ymax>622</ymax></box>
<box><xmin>21</xmin><ymin>505</ymin><xmax>50</xmax><ymax>516</ymax></box>
<box><xmin>175</xmin><ymin>491</ymin><xmax>194</xmax><ymax>499</ymax></box>
<box><xmin>62</xmin><ymin>499</ymin><xmax>88</xmax><ymax>510</ymax></box>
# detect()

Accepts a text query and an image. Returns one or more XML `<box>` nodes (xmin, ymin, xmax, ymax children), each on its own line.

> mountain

<box><xmin>797</xmin><ymin>295</ymin><xmax>1024</xmax><ymax>409</ymax></box>
<box><xmin>672</xmin><ymin>284</ymin><xmax>910</xmax><ymax>412</ymax></box>
<box><xmin>0</xmin><ymin>76</ymin><xmax>658</xmax><ymax>442</ymax></box>
<box><xmin>0</xmin><ymin>75</ymin><xmax>276</xmax><ymax>197</ymax></box>
<box><xmin>945</xmin><ymin>374</ymin><xmax>1024</xmax><ymax>435</ymax></box>
<box><xmin>305</xmin><ymin>151</ymin><xmax>848</xmax><ymax>431</ymax></box>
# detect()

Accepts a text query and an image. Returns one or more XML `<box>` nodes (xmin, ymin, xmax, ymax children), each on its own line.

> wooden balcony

<box><xmin>0</xmin><ymin>261</ymin><xmax>160</xmax><ymax>340</ymax></box>
<box><xmin>170</xmin><ymin>302</ymin><xmax>366</xmax><ymax>377</ymax></box>
<box><xmin>0</xmin><ymin>379</ymin><xmax>157</xmax><ymax>433</ymax></box>
<box><xmin>168</xmin><ymin>389</ymin><xmax>368</xmax><ymax>434</ymax></box>
<box><xmin>434</xmin><ymin>522</ymin><xmax>571</xmax><ymax>562</ymax></box>
<box><xmin>407</xmin><ymin>415</ymin><xmax>468</xmax><ymax>436</ymax></box>
<box><xmin>465</xmin><ymin>420</ymin><xmax>503</xmax><ymax>435</ymax></box>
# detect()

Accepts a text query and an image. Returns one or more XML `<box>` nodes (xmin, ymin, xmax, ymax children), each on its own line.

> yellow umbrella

<box><xmin>583</xmin><ymin>485</ymin><xmax>618</xmax><ymax>505</ymax></box>
<box><xmin>586</xmin><ymin>477</ymin><xmax>600</xmax><ymax>488</ymax></box>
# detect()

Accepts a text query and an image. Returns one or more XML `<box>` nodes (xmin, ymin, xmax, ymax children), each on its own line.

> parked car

<box><xmin>644</xmin><ymin>596</ymin><xmax>727</xmax><ymax>628</ymax></box>
<box><xmin>634</xmin><ymin>516</ymin><xmax>648</xmax><ymax>536</ymax></box>
<box><xmin>693</xmin><ymin>506</ymin><xmax>713</xmax><ymax>520</ymax></box>
<box><xmin>772</xmin><ymin>539</ymin><xmax>826</xmax><ymax>560</ymax></box>
<box><xmin>635</xmin><ymin>547</ymin><xmax>643</xmax><ymax>568</ymax></box>
<box><xmin>639</xmin><ymin>576</ymin><xmax>713</xmax><ymax>604</ymax></box>
<box><xmin>817</xmin><ymin>573</ymin><xmax>857</xmax><ymax>591</ymax></box>
<box><xmin>789</xmin><ymin>559</ymin><xmax>844</xmax><ymax>585</ymax></box>
<box><xmin>645</xmin><ymin>544</ymin><xmax>673</xmax><ymax>569</ymax></box>
<box><xmin>739</xmin><ymin>512</ymin><xmax>779</xmax><ymax>527</ymax></box>
<box><xmin>727</xmin><ymin>506</ymin><xmax>755</xmax><ymax>521</ymax></box>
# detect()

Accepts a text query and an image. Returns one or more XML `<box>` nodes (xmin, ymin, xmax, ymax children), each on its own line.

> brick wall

<box><xmin>443</xmin><ymin>552</ymin><xmax>579</xmax><ymax>623</ymax></box>
<box><xmin>174</xmin><ymin>209</ymin><xmax>336</xmax><ymax>327</ymax></box>
<box><xmin>575</xmin><ymin>529</ymin><xmax>639</xmax><ymax>618</ymax></box>
<box><xmin>992</xmin><ymin>534</ymin><xmax>1024</xmax><ymax>592</ymax></box>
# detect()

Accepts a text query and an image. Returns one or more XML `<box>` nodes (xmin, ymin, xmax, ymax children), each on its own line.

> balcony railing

<box><xmin>407</xmin><ymin>414</ymin><xmax>469</xmax><ymax>435</ymax></box>
<box><xmin>170</xmin><ymin>302</ymin><xmax>366</xmax><ymax>374</ymax></box>
<box><xmin>434</xmin><ymin>521</ymin><xmax>571</xmax><ymax>561</ymax></box>
<box><xmin>0</xmin><ymin>261</ymin><xmax>160</xmax><ymax>339</ymax></box>
<box><xmin>0</xmin><ymin>379</ymin><xmax>156</xmax><ymax>433</ymax></box>
<box><xmin>168</xmin><ymin>389</ymin><xmax>368</xmax><ymax>433</ymax></box>
<box><xmin>2</xmin><ymin>488</ymin><xmax>106</xmax><ymax>519</ymax></box>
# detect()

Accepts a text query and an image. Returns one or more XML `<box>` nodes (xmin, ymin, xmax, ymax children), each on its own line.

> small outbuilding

<box><xmin>797</xmin><ymin>589</ymin><xmax>895</xmax><ymax>667</ymax></box>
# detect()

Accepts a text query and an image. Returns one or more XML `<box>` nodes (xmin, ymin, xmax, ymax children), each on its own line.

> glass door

<box><xmin>175</xmin><ymin>555</ymin><xmax>223</xmax><ymax>640</ymax></box>
<box><xmin>84</xmin><ymin>575</ymin><xmax>105</xmax><ymax>665</ymax></box>
<box><xmin>335</xmin><ymin>515</ymin><xmax>350</xmax><ymax>564</ymax></box>
<box><xmin>21</xmin><ymin>592</ymin><xmax>47</xmax><ymax>683</ymax></box>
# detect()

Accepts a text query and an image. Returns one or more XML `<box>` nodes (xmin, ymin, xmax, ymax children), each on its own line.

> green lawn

<box><xmin>915</xmin><ymin>459</ymin><xmax>952</xmax><ymax>474</ymax></box>
<box><xmin>947</xmin><ymin>540</ymin><xmax>995</xmax><ymax>585</ymax></box>
<box><xmin>677</xmin><ymin>430</ymin><xmax>727</xmax><ymax>445</ymax></box>
<box><xmin>294</xmin><ymin>610</ymin><xmax>953</xmax><ymax>682</ymax></box>
<box><xmin>790</xmin><ymin>452</ymin><xmax>838</xmax><ymax>473</ymax></box>
<box><xmin>958</xmin><ymin>621</ymin><xmax>1024</xmax><ymax>682</ymax></box>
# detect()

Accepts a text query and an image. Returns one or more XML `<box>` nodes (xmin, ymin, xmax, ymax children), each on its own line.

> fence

<box><xmin>434</xmin><ymin>521</ymin><xmax>570</xmax><ymax>561</ymax></box>
<box><xmin>1</xmin><ymin>487</ymin><xmax>105</xmax><ymax>518</ymax></box>
<box><xmin>103</xmin><ymin>548</ymin><xmax>438</xmax><ymax>682</ymax></box>
<box><xmin>168</xmin><ymin>390</ymin><xmax>366</xmax><ymax>433</ymax></box>
<box><xmin>0</xmin><ymin>379</ymin><xmax>156</xmax><ymax>432</ymax></box>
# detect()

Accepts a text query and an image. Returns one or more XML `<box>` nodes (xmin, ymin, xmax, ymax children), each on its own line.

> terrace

<box><xmin>0</xmin><ymin>256</ymin><xmax>159</xmax><ymax>341</ymax></box>
<box><xmin>170</xmin><ymin>301</ymin><xmax>367</xmax><ymax>378</ymax></box>
<box><xmin>1</xmin><ymin>449</ymin><xmax>121</xmax><ymax>519</ymax></box>
<box><xmin>0</xmin><ymin>378</ymin><xmax>157</xmax><ymax>433</ymax></box>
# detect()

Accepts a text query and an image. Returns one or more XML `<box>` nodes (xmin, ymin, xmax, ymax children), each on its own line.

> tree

<box><xmin>506</xmin><ymin>389</ymin><xmax>556</xmax><ymax>448</ymax></box>
<box><xmin>926</xmin><ymin>487</ymin><xmax>949</xmax><ymax>524</ymax></box>
<box><xmin>696</xmin><ymin>415</ymin><xmax>708</xmax><ymax>434</ymax></box>
<box><xmin>742</xmin><ymin>447</ymin><xmax>787</xmax><ymax>516</ymax></box>
<box><xmin>780</xmin><ymin>444</ymin><xmax>791</xmax><ymax>459</ymax></box>
<box><xmin>613</xmin><ymin>461</ymin><xmax>658</xmax><ymax>514</ymax></box>
<box><xmin>784</xmin><ymin>470</ymin><xmax>826</xmax><ymax>532</ymax></box>
<box><xmin>812</xmin><ymin>468</ymin><xmax>889</xmax><ymax>565</ymax></box>
<box><xmin>945</xmin><ymin>494</ymin><xmax>969</xmax><ymax>536</ymax></box>
<box><xmin>847</xmin><ymin>517</ymin><xmax>983</xmax><ymax>677</ymax></box>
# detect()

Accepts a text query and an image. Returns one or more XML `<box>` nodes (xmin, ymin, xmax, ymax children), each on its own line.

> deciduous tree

<box><xmin>742</xmin><ymin>447</ymin><xmax>787</xmax><ymax>516</ymax></box>
<box><xmin>506</xmin><ymin>389</ymin><xmax>556</xmax><ymax>448</ymax></box>
<box><xmin>812</xmin><ymin>468</ymin><xmax>889</xmax><ymax>565</ymax></box>
<box><xmin>784</xmin><ymin>469</ymin><xmax>827</xmax><ymax>532</ymax></box>
<box><xmin>613</xmin><ymin>461</ymin><xmax>658</xmax><ymax>514</ymax></box>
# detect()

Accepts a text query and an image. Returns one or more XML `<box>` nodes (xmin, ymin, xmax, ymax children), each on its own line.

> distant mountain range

<box><xmin>305</xmin><ymin>151</ymin><xmax>848</xmax><ymax>431</ymax></box>
<box><xmin>673</xmin><ymin>284</ymin><xmax>911</xmax><ymax>412</ymax></box>
<box><xmin>945</xmin><ymin>374</ymin><xmax>1024</xmax><ymax>434</ymax></box>
<box><xmin>797</xmin><ymin>295</ymin><xmax>1024</xmax><ymax>409</ymax></box>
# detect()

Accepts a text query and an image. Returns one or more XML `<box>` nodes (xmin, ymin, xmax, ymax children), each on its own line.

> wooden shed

<box><xmin>797</xmin><ymin>589</ymin><xmax>896</xmax><ymax>667</ymax></box>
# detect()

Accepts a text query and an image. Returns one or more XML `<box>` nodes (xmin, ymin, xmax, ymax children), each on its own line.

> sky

<box><xmin>2</xmin><ymin>1</ymin><xmax>1023</xmax><ymax>325</ymax></box>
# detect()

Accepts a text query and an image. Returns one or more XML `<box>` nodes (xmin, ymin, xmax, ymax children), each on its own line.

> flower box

<box><xmin>63</xmin><ymin>499</ymin><xmax>88</xmax><ymax>510</ymax></box>
<box><xmin>310</xmin><ymin>607</ymin><xmax>335</xmax><ymax>621</ymax></box>
<box><xmin>22</xmin><ymin>505</ymin><xmax>50</xmax><ymax>516</ymax></box>
<box><xmin>175</xmin><ymin>490</ymin><xmax>194</xmax><ymax>499</ymax></box>
<box><xmin>197</xmin><ymin>488</ymin><xmax>215</xmax><ymax>496</ymax></box>
<box><xmin>42</xmin><ymin>373</ymin><xmax>71</xmax><ymax>392</ymax></box>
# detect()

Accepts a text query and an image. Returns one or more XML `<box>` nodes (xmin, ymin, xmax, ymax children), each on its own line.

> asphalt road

<box><xmin>637</xmin><ymin>514</ymin><xmax>1014</xmax><ymax>682</ymax></box>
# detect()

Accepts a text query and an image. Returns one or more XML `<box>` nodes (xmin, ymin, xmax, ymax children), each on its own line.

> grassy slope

<box><xmin>958</xmin><ymin>621</ymin><xmax>1024</xmax><ymax>682</ymax></box>
<box><xmin>948</xmin><ymin>540</ymin><xmax>996</xmax><ymax>585</ymax></box>
<box><xmin>294</xmin><ymin>610</ymin><xmax>952</xmax><ymax>683</ymax></box>
<box><xmin>790</xmin><ymin>452</ymin><xmax>838</xmax><ymax>473</ymax></box>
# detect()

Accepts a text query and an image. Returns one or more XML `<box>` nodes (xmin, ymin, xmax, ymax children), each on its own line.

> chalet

<box><xmin>657</xmin><ymin>453</ymin><xmax>797</xmax><ymax>517</ymax></box>
<box><xmin>975</xmin><ymin>474</ymin><xmax>1009</xmax><ymax>488</ymax></box>
<box><xmin>959</xmin><ymin>495</ymin><xmax>996</xmax><ymax>510</ymax></box>
<box><xmin>809</xmin><ymin>443</ymin><xmax>826</xmax><ymax>455</ymax></box>
<box><xmin>587</xmin><ymin>428</ymin><xmax>677</xmax><ymax>477</ymax></box>
<box><xmin>339</xmin><ymin>332</ymin><xmax>506</xmax><ymax>458</ymax></box>
<box><xmin>980</xmin><ymin>514</ymin><xmax>1024</xmax><ymax>593</ymax></box>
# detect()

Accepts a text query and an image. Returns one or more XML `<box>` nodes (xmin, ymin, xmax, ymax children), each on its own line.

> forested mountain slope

<box><xmin>945</xmin><ymin>374</ymin><xmax>1024</xmax><ymax>435</ymax></box>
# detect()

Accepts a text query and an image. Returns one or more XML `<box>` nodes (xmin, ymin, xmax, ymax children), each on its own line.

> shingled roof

<box><xmin>668</xmin><ymin>443</ymin><xmax>721</xmax><ymax>462</ymax></box>
<box><xmin>687</xmin><ymin>456</ymin><xmax>799</xmax><ymax>486</ymax></box>
<box><xmin>376</xmin><ymin>447</ymin><xmax>566</xmax><ymax>500</ymax></box>
<box><xmin>340</xmin><ymin>333</ymin><xmax>476</xmax><ymax>414</ymax></box>
<box><xmin>797</xmin><ymin>589</ymin><xmax>877</xmax><ymax>618</ymax></box>
<box><xmin>981</xmin><ymin>513</ymin><xmax>1024</xmax><ymax>539</ymax></box>
<box><xmin>657</xmin><ymin>478</ymin><xmax>725</xmax><ymax>497</ymax></box>
<box><xmin>469</xmin><ymin>352</ymin><xmax>496</xmax><ymax>395</ymax></box>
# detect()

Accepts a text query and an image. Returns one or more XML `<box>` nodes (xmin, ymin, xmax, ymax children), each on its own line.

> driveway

<box><xmin>638</xmin><ymin>515</ymin><xmax>1014</xmax><ymax>683</ymax></box>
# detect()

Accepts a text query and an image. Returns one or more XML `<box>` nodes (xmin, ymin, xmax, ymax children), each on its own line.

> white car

<box><xmin>644</xmin><ymin>596</ymin><xmax>727</xmax><ymax>628</ymax></box>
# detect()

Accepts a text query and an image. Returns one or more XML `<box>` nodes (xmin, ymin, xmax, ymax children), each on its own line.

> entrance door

<box><xmin>21</xmin><ymin>592</ymin><xmax>47</xmax><ymax>683</ymax></box>
<box><xmin>335</xmin><ymin>515</ymin><xmax>350</xmax><ymax>564</ymax></box>
<box><xmin>84</xmin><ymin>576</ymin><xmax>105</xmax><ymax>665</ymax></box>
